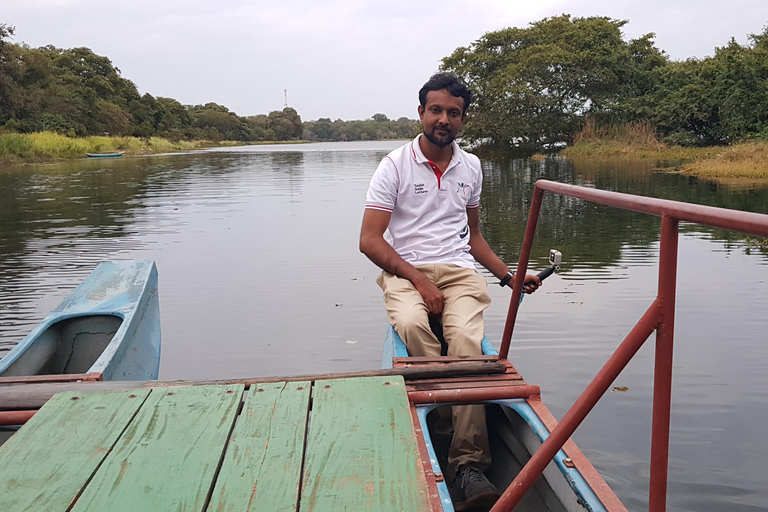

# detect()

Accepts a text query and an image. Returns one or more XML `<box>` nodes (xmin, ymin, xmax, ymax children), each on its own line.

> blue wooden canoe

<box><xmin>0</xmin><ymin>261</ymin><xmax>161</xmax><ymax>381</ymax></box>
<box><xmin>85</xmin><ymin>151</ymin><xmax>124</xmax><ymax>158</ymax></box>
<box><xmin>383</xmin><ymin>325</ymin><xmax>620</xmax><ymax>511</ymax></box>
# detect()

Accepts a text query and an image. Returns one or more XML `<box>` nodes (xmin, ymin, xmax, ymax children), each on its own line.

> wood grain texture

<box><xmin>209</xmin><ymin>381</ymin><xmax>311</xmax><ymax>512</ymax></box>
<box><xmin>71</xmin><ymin>384</ymin><xmax>243</xmax><ymax>512</ymax></box>
<box><xmin>0</xmin><ymin>389</ymin><xmax>150</xmax><ymax>512</ymax></box>
<box><xmin>300</xmin><ymin>376</ymin><xmax>431</xmax><ymax>512</ymax></box>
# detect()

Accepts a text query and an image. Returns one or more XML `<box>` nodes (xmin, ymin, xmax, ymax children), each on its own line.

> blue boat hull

<box><xmin>85</xmin><ymin>151</ymin><xmax>124</xmax><ymax>158</ymax></box>
<box><xmin>381</xmin><ymin>324</ymin><xmax>497</xmax><ymax>368</ymax></box>
<box><xmin>0</xmin><ymin>261</ymin><xmax>161</xmax><ymax>381</ymax></box>
<box><xmin>383</xmin><ymin>324</ymin><xmax>614</xmax><ymax>511</ymax></box>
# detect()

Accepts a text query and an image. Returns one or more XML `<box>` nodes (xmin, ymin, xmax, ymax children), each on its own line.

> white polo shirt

<box><xmin>365</xmin><ymin>135</ymin><xmax>483</xmax><ymax>269</ymax></box>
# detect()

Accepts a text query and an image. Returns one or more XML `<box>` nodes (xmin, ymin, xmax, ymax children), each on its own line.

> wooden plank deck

<box><xmin>209</xmin><ymin>381</ymin><xmax>311</xmax><ymax>512</ymax></box>
<box><xmin>300</xmin><ymin>377</ymin><xmax>430</xmax><ymax>511</ymax></box>
<box><xmin>0</xmin><ymin>376</ymin><xmax>430</xmax><ymax>512</ymax></box>
<box><xmin>72</xmin><ymin>385</ymin><xmax>243</xmax><ymax>512</ymax></box>
<box><xmin>0</xmin><ymin>389</ymin><xmax>150</xmax><ymax>512</ymax></box>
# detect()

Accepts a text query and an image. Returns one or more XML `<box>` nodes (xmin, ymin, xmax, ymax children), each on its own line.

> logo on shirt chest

<box><xmin>457</xmin><ymin>182</ymin><xmax>471</xmax><ymax>198</ymax></box>
<box><xmin>414</xmin><ymin>183</ymin><xmax>429</xmax><ymax>195</ymax></box>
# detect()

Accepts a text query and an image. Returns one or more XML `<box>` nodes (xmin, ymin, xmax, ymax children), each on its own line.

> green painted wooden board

<box><xmin>0</xmin><ymin>389</ymin><xmax>151</xmax><ymax>512</ymax></box>
<box><xmin>209</xmin><ymin>381</ymin><xmax>311</xmax><ymax>512</ymax></box>
<box><xmin>299</xmin><ymin>376</ymin><xmax>431</xmax><ymax>512</ymax></box>
<box><xmin>71</xmin><ymin>384</ymin><xmax>243</xmax><ymax>512</ymax></box>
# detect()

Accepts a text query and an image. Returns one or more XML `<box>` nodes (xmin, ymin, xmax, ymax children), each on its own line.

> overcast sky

<box><xmin>3</xmin><ymin>1</ymin><xmax>768</xmax><ymax>121</ymax></box>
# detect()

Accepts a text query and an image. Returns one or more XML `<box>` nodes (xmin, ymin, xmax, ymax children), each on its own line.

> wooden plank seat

<box><xmin>0</xmin><ymin>376</ymin><xmax>430</xmax><ymax>512</ymax></box>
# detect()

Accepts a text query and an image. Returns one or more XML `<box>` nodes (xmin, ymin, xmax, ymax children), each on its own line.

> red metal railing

<box><xmin>493</xmin><ymin>180</ymin><xmax>768</xmax><ymax>512</ymax></box>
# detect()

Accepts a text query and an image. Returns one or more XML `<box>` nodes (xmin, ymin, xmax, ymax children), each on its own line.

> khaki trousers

<box><xmin>377</xmin><ymin>264</ymin><xmax>492</xmax><ymax>473</ymax></box>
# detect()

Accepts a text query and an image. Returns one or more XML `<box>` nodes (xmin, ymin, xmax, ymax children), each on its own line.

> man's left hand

<box><xmin>519</xmin><ymin>274</ymin><xmax>541</xmax><ymax>294</ymax></box>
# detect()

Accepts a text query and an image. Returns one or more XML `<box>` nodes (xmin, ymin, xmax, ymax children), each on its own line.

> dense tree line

<box><xmin>0</xmin><ymin>23</ymin><xmax>416</xmax><ymax>143</ymax></box>
<box><xmin>0</xmin><ymin>23</ymin><xmax>305</xmax><ymax>142</ymax></box>
<box><xmin>442</xmin><ymin>15</ymin><xmax>768</xmax><ymax>149</ymax></box>
<box><xmin>302</xmin><ymin>114</ymin><xmax>419</xmax><ymax>142</ymax></box>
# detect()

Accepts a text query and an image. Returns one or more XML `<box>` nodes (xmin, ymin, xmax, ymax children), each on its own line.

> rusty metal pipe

<box><xmin>499</xmin><ymin>186</ymin><xmax>545</xmax><ymax>359</ymax></box>
<box><xmin>408</xmin><ymin>385</ymin><xmax>541</xmax><ymax>404</ymax></box>
<box><xmin>491</xmin><ymin>300</ymin><xmax>662</xmax><ymax>511</ymax></box>
<box><xmin>0</xmin><ymin>410</ymin><xmax>36</xmax><ymax>426</ymax></box>
<box><xmin>649</xmin><ymin>216</ymin><xmax>679</xmax><ymax>511</ymax></box>
<box><xmin>535</xmin><ymin>180</ymin><xmax>768</xmax><ymax>237</ymax></box>
<box><xmin>491</xmin><ymin>181</ymin><xmax>768</xmax><ymax>511</ymax></box>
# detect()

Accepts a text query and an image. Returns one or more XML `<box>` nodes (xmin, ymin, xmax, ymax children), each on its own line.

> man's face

<box><xmin>418</xmin><ymin>89</ymin><xmax>466</xmax><ymax>148</ymax></box>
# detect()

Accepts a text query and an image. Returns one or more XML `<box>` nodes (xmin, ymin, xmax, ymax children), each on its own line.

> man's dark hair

<box><xmin>419</xmin><ymin>73</ymin><xmax>472</xmax><ymax>114</ymax></box>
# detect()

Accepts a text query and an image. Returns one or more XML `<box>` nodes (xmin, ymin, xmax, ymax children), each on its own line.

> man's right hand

<box><xmin>360</xmin><ymin>209</ymin><xmax>445</xmax><ymax>314</ymax></box>
<box><xmin>414</xmin><ymin>275</ymin><xmax>444</xmax><ymax>315</ymax></box>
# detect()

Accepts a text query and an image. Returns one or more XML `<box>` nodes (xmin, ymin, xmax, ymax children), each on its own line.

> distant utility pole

<box><xmin>284</xmin><ymin>89</ymin><xmax>288</xmax><ymax>108</ymax></box>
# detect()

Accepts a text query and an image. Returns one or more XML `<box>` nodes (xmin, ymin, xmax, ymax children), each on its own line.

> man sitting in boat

<box><xmin>359</xmin><ymin>73</ymin><xmax>541</xmax><ymax>511</ymax></box>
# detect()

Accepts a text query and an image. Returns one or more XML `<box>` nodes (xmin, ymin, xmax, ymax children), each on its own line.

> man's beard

<box><xmin>423</xmin><ymin>127</ymin><xmax>454</xmax><ymax>148</ymax></box>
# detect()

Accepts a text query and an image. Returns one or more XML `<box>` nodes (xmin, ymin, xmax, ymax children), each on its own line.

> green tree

<box><xmin>0</xmin><ymin>24</ymin><xmax>21</xmax><ymax>123</ymax></box>
<box><xmin>650</xmin><ymin>28</ymin><xmax>768</xmax><ymax>145</ymax></box>
<box><xmin>245</xmin><ymin>114</ymin><xmax>274</xmax><ymax>140</ymax></box>
<box><xmin>441</xmin><ymin>15</ymin><xmax>666</xmax><ymax>151</ymax></box>
<box><xmin>267</xmin><ymin>107</ymin><xmax>302</xmax><ymax>140</ymax></box>
<box><xmin>190</xmin><ymin>104</ymin><xmax>246</xmax><ymax>141</ymax></box>
<box><xmin>154</xmin><ymin>97</ymin><xmax>192</xmax><ymax>137</ymax></box>
<box><xmin>0</xmin><ymin>25</ymin><xmax>312</xmax><ymax>143</ymax></box>
<box><xmin>95</xmin><ymin>99</ymin><xmax>131</xmax><ymax>135</ymax></box>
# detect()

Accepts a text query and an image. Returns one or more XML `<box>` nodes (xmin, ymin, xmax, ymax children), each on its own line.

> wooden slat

<box><xmin>0</xmin><ymin>389</ymin><xmax>150</xmax><ymax>512</ymax></box>
<box><xmin>0</xmin><ymin>362</ymin><xmax>507</xmax><ymax>411</ymax></box>
<box><xmin>71</xmin><ymin>384</ymin><xmax>243</xmax><ymax>512</ymax></box>
<box><xmin>407</xmin><ymin>379</ymin><xmax>530</xmax><ymax>392</ymax></box>
<box><xmin>394</xmin><ymin>355</ymin><xmax>499</xmax><ymax>364</ymax></box>
<box><xmin>0</xmin><ymin>372</ymin><xmax>103</xmax><ymax>385</ymax></box>
<box><xmin>409</xmin><ymin>373</ymin><xmax>524</xmax><ymax>385</ymax></box>
<box><xmin>300</xmin><ymin>376</ymin><xmax>431</xmax><ymax>511</ymax></box>
<box><xmin>209</xmin><ymin>381</ymin><xmax>311</xmax><ymax>512</ymax></box>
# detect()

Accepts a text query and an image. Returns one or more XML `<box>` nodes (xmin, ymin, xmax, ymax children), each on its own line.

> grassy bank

<box><xmin>0</xmin><ymin>132</ymin><xmax>299</xmax><ymax>165</ymax></box>
<box><xmin>561</xmin><ymin>119</ymin><xmax>768</xmax><ymax>179</ymax></box>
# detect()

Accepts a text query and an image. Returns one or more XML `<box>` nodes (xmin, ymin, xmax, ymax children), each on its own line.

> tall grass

<box><xmin>0</xmin><ymin>132</ymin><xmax>206</xmax><ymax>163</ymax></box>
<box><xmin>680</xmin><ymin>142</ymin><xmax>768</xmax><ymax>178</ymax></box>
<box><xmin>574</xmin><ymin>117</ymin><xmax>665</xmax><ymax>148</ymax></box>
<box><xmin>567</xmin><ymin>117</ymin><xmax>667</xmax><ymax>156</ymax></box>
<box><xmin>564</xmin><ymin>118</ymin><xmax>768</xmax><ymax>179</ymax></box>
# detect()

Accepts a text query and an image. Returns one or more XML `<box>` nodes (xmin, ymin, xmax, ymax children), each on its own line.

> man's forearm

<box><xmin>468</xmin><ymin>234</ymin><xmax>509</xmax><ymax>279</ymax></box>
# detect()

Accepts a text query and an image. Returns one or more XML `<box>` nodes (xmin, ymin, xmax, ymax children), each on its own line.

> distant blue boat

<box><xmin>0</xmin><ymin>261</ymin><xmax>161</xmax><ymax>381</ymax></box>
<box><xmin>85</xmin><ymin>151</ymin><xmax>125</xmax><ymax>158</ymax></box>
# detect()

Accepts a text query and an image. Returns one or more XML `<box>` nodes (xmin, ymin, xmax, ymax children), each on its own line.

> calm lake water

<box><xmin>1</xmin><ymin>141</ymin><xmax>767</xmax><ymax>511</ymax></box>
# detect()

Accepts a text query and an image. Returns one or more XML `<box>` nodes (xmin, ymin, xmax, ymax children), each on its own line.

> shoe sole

<box><xmin>454</xmin><ymin>488</ymin><xmax>501</xmax><ymax>511</ymax></box>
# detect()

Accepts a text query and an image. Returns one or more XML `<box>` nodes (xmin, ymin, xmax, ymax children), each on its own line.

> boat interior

<box><xmin>0</xmin><ymin>315</ymin><xmax>122</xmax><ymax>377</ymax></box>
<box><xmin>424</xmin><ymin>403</ymin><xmax>598</xmax><ymax>512</ymax></box>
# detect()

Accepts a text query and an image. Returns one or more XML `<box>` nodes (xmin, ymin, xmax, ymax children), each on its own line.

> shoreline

<box><xmin>560</xmin><ymin>140</ymin><xmax>768</xmax><ymax>181</ymax></box>
<box><xmin>5</xmin><ymin>132</ymin><xmax>768</xmax><ymax>183</ymax></box>
<box><xmin>0</xmin><ymin>132</ymin><xmax>311</xmax><ymax>167</ymax></box>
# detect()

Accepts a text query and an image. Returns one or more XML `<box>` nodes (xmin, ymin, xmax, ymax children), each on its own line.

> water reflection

<box><xmin>0</xmin><ymin>142</ymin><xmax>767</xmax><ymax>511</ymax></box>
<box><xmin>479</xmin><ymin>155</ymin><xmax>768</xmax><ymax>271</ymax></box>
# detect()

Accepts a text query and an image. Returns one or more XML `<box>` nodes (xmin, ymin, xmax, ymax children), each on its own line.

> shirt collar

<box><xmin>411</xmin><ymin>134</ymin><xmax>461</xmax><ymax>169</ymax></box>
